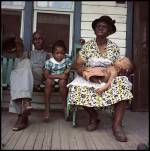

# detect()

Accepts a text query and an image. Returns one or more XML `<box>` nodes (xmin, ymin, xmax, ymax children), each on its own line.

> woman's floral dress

<box><xmin>67</xmin><ymin>38</ymin><xmax>133</xmax><ymax>107</ymax></box>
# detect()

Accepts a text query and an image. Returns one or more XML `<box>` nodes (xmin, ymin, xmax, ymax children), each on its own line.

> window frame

<box><xmin>33</xmin><ymin>9</ymin><xmax>74</xmax><ymax>56</ymax></box>
<box><xmin>34</xmin><ymin>1</ymin><xmax>74</xmax><ymax>12</ymax></box>
<box><xmin>1</xmin><ymin>8</ymin><xmax>24</xmax><ymax>39</ymax></box>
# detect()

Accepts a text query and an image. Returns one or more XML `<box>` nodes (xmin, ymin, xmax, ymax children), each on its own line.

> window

<box><xmin>35</xmin><ymin>1</ymin><xmax>74</xmax><ymax>11</ymax></box>
<box><xmin>1</xmin><ymin>2</ymin><xmax>25</xmax><ymax>57</ymax></box>
<box><xmin>2</xmin><ymin>10</ymin><xmax>22</xmax><ymax>38</ymax></box>
<box><xmin>1</xmin><ymin>9</ymin><xmax>24</xmax><ymax>57</ymax></box>
<box><xmin>1</xmin><ymin>1</ymin><xmax>25</xmax><ymax>9</ymax></box>
<box><xmin>35</xmin><ymin>12</ymin><xmax>71</xmax><ymax>53</ymax></box>
<box><xmin>33</xmin><ymin>1</ymin><xmax>74</xmax><ymax>55</ymax></box>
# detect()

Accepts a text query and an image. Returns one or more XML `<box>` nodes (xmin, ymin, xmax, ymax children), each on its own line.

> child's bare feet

<box><xmin>43</xmin><ymin>110</ymin><xmax>49</xmax><ymax>122</ymax></box>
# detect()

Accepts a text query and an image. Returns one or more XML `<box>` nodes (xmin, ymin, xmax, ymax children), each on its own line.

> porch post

<box><xmin>74</xmin><ymin>1</ymin><xmax>81</xmax><ymax>44</ymax></box>
<box><xmin>23</xmin><ymin>1</ymin><xmax>33</xmax><ymax>51</ymax></box>
<box><xmin>73</xmin><ymin>1</ymin><xmax>81</xmax><ymax>58</ymax></box>
<box><xmin>126</xmin><ymin>1</ymin><xmax>133</xmax><ymax>59</ymax></box>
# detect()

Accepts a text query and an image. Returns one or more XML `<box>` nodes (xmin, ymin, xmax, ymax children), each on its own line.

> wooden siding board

<box><xmin>81</xmin><ymin>30</ymin><xmax>126</xmax><ymax>40</ymax></box>
<box><xmin>81</xmin><ymin>22</ymin><xmax>126</xmax><ymax>32</ymax></box>
<box><xmin>82</xmin><ymin>5</ymin><xmax>127</xmax><ymax>15</ymax></box>
<box><xmin>82</xmin><ymin>1</ymin><xmax>127</xmax><ymax>7</ymax></box>
<box><xmin>81</xmin><ymin>14</ymin><xmax>127</xmax><ymax>23</ymax></box>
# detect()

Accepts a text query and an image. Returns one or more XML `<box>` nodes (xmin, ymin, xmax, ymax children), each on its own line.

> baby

<box><xmin>83</xmin><ymin>56</ymin><xmax>134</xmax><ymax>94</ymax></box>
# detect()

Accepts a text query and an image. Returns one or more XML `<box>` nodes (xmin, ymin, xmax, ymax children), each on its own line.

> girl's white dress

<box><xmin>9</xmin><ymin>58</ymin><xmax>33</xmax><ymax>114</ymax></box>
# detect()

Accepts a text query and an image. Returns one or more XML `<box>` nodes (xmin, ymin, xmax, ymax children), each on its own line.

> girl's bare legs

<box><xmin>59</xmin><ymin>79</ymin><xmax>68</xmax><ymax>115</ymax></box>
<box><xmin>112</xmin><ymin>100</ymin><xmax>127</xmax><ymax>142</ymax></box>
<box><xmin>43</xmin><ymin>79</ymin><xmax>53</xmax><ymax>121</ymax></box>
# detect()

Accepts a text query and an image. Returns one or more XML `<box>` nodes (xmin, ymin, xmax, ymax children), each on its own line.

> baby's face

<box><xmin>114</xmin><ymin>57</ymin><xmax>131</xmax><ymax>74</ymax></box>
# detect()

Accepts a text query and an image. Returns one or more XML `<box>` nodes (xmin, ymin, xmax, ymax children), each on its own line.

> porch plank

<box><xmin>14</xmin><ymin>124</ymin><xmax>34</xmax><ymax>150</ymax></box>
<box><xmin>33</xmin><ymin>123</ymin><xmax>46</xmax><ymax>150</ymax></box>
<box><xmin>82</xmin><ymin>131</ymin><xmax>97</xmax><ymax>150</ymax></box>
<box><xmin>23</xmin><ymin>123</ymin><xmax>40</xmax><ymax>150</ymax></box>
<box><xmin>65</xmin><ymin>123</ymin><xmax>79</xmax><ymax>150</ymax></box>
<box><xmin>1</xmin><ymin>113</ymin><xmax>16</xmax><ymax>138</ymax></box>
<box><xmin>51</xmin><ymin>112</ymin><xmax>61</xmax><ymax>150</ymax></box>
<box><xmin>4</xmin><ymin>129</ymin><xmax>24</xmax><ymax>149</ymax></box>
<box><xmin>59</xmin><ymin>117</ymin><xmax>70</xmax><ymax>150</ymax></box>
<box><xmin>1</xmin><ymin>110</ymin><xmax>149</xmax><ymax>150</ymax></box>
<box><xmin>41</xmin><ymin>112</ymin><xmax>56</xmax><ymax>150</ymax></box>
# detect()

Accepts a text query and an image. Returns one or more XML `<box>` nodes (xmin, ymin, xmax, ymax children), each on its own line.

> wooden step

<box><xmin>2</xmin><ymin>90</ymin><xmax>63</xmax><ymax>110</ymax></box>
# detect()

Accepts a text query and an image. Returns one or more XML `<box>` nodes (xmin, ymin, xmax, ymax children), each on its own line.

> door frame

<box><xmin>131</xmin><ymin>1</ymin><xmax>149</xmax><ymax>111</ymax></box>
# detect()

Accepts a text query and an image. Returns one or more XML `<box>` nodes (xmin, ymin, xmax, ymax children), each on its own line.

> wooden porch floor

<box><xmin>1</xmin><ymin>109</ymin><xmax>149</xmax><ymax>150</ymax></box>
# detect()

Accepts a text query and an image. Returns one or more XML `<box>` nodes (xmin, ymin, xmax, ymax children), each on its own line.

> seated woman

<box><xmin>6</xmin><ymin>36</ymin><xmax>33</xmax><ymax>131</ymax></box>
<box><xmin>67</xmin><ymin>16</ymin><xmax>133</xmax><ymax>142</ymax></box>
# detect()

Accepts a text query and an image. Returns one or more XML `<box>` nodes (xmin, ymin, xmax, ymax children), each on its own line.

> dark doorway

<box><xmin>36</xmin><ymin>12</ymin><xmax>70</xmax><ymax>53</ymax></box>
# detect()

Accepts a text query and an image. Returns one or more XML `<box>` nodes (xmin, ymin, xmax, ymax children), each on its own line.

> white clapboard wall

<box><xmin>81</xmin><ymin>1</ymin><xmax>127</xmax><ymax>55</ymax></box>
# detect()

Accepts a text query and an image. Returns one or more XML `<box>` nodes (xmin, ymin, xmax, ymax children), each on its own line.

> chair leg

<box><xmin>73</xmin><ymin>106</ymin><xmax>77</xmax><ymax>127</ymax></box>
<box><xmin>65</xmin><ymin>98</ymin><xmax>71</xmax><ymax>121</ymax></box>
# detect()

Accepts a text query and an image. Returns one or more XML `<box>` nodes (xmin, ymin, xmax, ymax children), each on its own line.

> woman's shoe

<box><xmin>87</xmin><ymin>119</ymin><xmax>100</xmax><ymax>131</ymax></box>
<box><xmin>12</xmin><ymin>114</ymin><xmax>28</xmax><ymax>131</ymax></box>
<box><xmin>112</xmin><ymin>126</ymin><xmax>128</xmax><ymax>142</ymax></box>
<box><xmin>12</xmin><ymin>115</ymin><xmax>22</xmax><ymax>131</ymax></box>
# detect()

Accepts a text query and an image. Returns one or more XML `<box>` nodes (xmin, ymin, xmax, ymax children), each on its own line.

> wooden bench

<box><xmin>1</xmin><ymin>56</ymin><xmax>17</xmax><ymax>88</ymax></box>
<box><xmin>1</xmin><ymin>56</ymin><xmax>64</xmax><ymax>110</ymax></box>
<box><xmin>1</xmin><ymin>55</ymin><xmax>75</xmax><ymax>111</ymax></box>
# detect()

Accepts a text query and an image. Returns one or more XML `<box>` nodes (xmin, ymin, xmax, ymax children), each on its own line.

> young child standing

<box><xmin>43</xmin><ymin>40</ymin><xmax>72</xmax><ymax>121</ymax></box>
